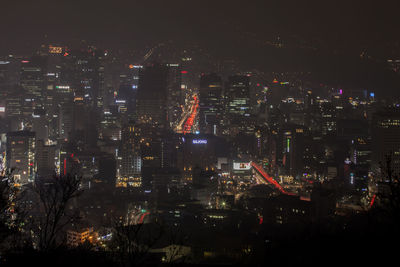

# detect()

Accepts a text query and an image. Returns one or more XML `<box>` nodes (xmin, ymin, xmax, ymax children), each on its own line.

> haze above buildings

<box><xmin>0</xmin><ymin>1</ymin><xmax>400</xmax><ymax>266</ymax></box>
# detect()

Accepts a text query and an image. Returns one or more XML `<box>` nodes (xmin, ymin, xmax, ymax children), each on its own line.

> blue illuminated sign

<box><xmin>192</xmin><ymin>139</ymin><xmax>207</xmax><ymax>144</ymax></box>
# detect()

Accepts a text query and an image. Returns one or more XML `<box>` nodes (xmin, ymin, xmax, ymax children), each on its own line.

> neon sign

<box><xmin>192</xmin><ymin>139</ymin><xmax>207</xmax><ymax>144</ymax></box>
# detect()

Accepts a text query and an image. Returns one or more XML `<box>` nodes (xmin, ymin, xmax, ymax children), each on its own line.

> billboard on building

<box><xmin>49</xmin><ymin>45</ymin><xmax>63</xmax><ymax>54</ymax></box>
<box><xmin>233</xmin><ymin>162</ymin><xmax>251</xmax><ymax>170</ymax></box>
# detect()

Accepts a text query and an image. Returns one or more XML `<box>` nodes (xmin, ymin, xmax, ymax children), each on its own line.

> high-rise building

<box><xmin>165</xmin><ymin>63</ymin><xmax>183</xmax><ymax>129</ymax></box>
<box><xmin>117</xmin><ymin>64</ymin><xmax>142</xmax><ymax>119</ymax></box>
<box><xmin>20</xmin><ymin>57</ymin><xmax>47</xmax><ymax>110</ymax></box>
<box><xmin>6</xmin><ymin>131</ymin><xmax>36</xmax><ymax>185</ymax></box>
<box><xmin>118</xmin><ymin>122</ymin><xmax>142</xmax><ymax>187</ymax></box>
<box><xmin>372</xmin><ymin>108</ymin><xmax>400</xmax><ymax>176</ymax></box>
<box><xmin>199</xmin><ymin>73</ymin><xmax>223</xmax><ymax>135</ymax></box>
<box><xmin>99</xmin><ymin>106</ymin><xmax>120</xmax><ymax>141</ymax></box>
<box><xmin>337</xmin><ymin>119</ymin><xmax>371</xmax><ymax>188</ymax></box>
<box><xmin>320</xmin><ymin>102</ymin><xmax>337</xmax><ymax>136</ymax></box>
<box><xmin>136</xmin><ymin>64</ymin><xmax>169</xmax><ymax>128</ymax></box>
<box><xmin>32</xmin><ymin>108</ymin><xmax>48</xmax><ymax>141</ymax></box>
<box><xmin>97</xmin><ymin>153</ymin><xmax>117</xmax><ymax>186</ymax></box>
<box><xmin>279</xmin><ymin>125</ymin><xmax>307</xmax><ymax>178</ymax></box>
<box><xmin>225</xmin><ymin>75</ymin><xmax>250</xmax><ymax>116</ymax></box>
<box><xmin>36</xmin><ymin>140</ymin><xmax>56</xmax><ymax>178</ymax></box>
<box><xmin>350</xmin><ymin>136</ymin><xmax>371</xmax><ymax>190</ymax></box>
<box><xmin>63</xmin><ymin>48</ymin><xmax>105</xmax><ymax>109</ymax></box>
<box><xmin>58</xmin><ymin>101</ymin><xmax>74</xmax><ymax>140</ymax></box>
<box><xmin>225</xmin><ymin>75</ymin><xmax>251</xmax><ymax>135</ymax></box>
<box><xmin>5</xmin><ymin>93</ymin><xmax>23</xmax><ymax>122</ymax></box>
<box><xmin>0</xmin><ymin>56</ymin><xmax>20</xmax><ymax>97</ymax></box>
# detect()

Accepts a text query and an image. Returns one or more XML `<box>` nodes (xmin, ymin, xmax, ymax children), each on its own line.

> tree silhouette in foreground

<box><xmin>0</xmin><ymin>171</ymin><xmax>14</xmax><ymax>249</ymax></box>
<box><xmin>30</xmin><ymin>174</ymin><xmax>82</xmax><ymax>251</ymax></box>
<box><xmin>110</xmin><ymin>217</ymin><xmax>164</xmax><ymax>267</ymax></box>
<box><xmin>0</xmin><ymin>170</ymin><xmax>29</xmax><ymax>253</ymax></box>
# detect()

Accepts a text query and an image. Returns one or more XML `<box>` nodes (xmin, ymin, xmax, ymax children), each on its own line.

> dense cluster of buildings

<box><xmin>1</xmin><ymin>43</ymin><xmax>399</xmax><ymax>259</ymax></box>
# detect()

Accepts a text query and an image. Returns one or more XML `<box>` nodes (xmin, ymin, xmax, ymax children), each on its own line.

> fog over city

<box><xmin>1</xmin><ymin>0</ymin><xmax>400</xmax><ymax>266</ymax></box>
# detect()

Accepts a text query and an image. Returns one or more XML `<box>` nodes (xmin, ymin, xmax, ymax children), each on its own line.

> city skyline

<box><xmin>1</xmin><ymin>1</ymin><xmax>400</xmax><ymax>266</ymax></box>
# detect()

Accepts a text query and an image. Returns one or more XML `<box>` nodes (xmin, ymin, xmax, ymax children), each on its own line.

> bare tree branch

<box><xmin>29</xmin><ymin>174</ymin><xmax>83</xmax><ymax>251</ymax></box>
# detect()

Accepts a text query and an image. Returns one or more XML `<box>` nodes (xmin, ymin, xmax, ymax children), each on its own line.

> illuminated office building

<box><xmin>225</xmin><ymin>75</ymin><xmax>251</xmax><ymax>135</ymax></box>
<box><xmin>118</xmin><ymin>123</ymin><xmax>142</xmax><ymax>187</ymax></box>
<box><xmin>372</xmin><ymin>108</ymin><xmax>400</xmax><ymax>176</ymax></box>
<box><xmin>199</xmin><ymin>73</ymin><xmax>223</xmax><ymax>135</ymax></box>
<box><xmin>36</xmin><ymin>140</ymin><xmax>56</xmax><ymax>178</ymax></box>
<box><xmin>6</xmin><ymin>131</ymin><xmax>36</xmax><ymax>185</ymax></box>
<box><xmin>165</xmin><ymin>63</ymin><xmax>183</xmax><ymax>128</ymax></box>
<box><xmin>20</xmin><ymin>57</ymin><xmax>46</xmax><ymax>110</ymax></box>
<box><xmin>136</xmin><ymin>64</ymin><xmax>169</xmax><ymax>128</ymax></box>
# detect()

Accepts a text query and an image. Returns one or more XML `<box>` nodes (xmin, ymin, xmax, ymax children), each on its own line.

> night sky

<box><xmin>1</xmin><ymin>0</ymin><xmax>399</xmax><ymax>54</ymax></box>
<box><xmin>1</xmin><ymin>0</ymin><xmax>400</xmax><ymax>95</ymax></box>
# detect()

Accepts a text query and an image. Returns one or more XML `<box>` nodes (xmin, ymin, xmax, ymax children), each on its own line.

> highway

<box><xmin>251</xmin><ymin>162</ymin><xmax>296</xmax><ymax>196</ymax></box>
<box><xmin>175</xmin><ymin>94</ymin><xmax>199</xmax><ymax>134</ymax></box>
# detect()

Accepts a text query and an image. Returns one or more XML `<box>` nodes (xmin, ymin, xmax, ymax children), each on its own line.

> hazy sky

<box><xmin>1</xmin><ymin>0</ymin><xmax>399</xmax><ymax>54</ymax></box>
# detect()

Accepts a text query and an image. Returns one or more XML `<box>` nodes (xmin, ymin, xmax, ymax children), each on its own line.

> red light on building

<box><xmin>181</xmin><ymin>70</ymin><xmax>188</xmax><ymax>74</ymax></box>
<box><xmin>370</xmin><ymin>194</ymin><xmax>377</xmax><ymax>208</ymax></box>
<box><xmin>63</xmin><ymin>159</ymin><xmax>67</xmax><ymax>176</ymax></box>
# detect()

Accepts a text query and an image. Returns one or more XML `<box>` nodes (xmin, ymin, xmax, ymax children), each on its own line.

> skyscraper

<box><xmin>136</xmin><ymin>64</ymin><xmax>169</xmax><ymax>128</ymax></box>
<box><xmin>36</xmin><ymin>139</ymin><xmax>56</xmax><ymax>178</ymax></box>
<box><xmin>6</xmin><ymin>131</ymin><xmax>36</xmax><ymax>185</ymax></box>
<box><xmin>118</xmin><ymin>122</ymin><xmax>142</xmax><ymax>187</ymax></box>
<box><xmin>372</xmin><ymin>108</ymin><xmax>400</xmax><ymax>176</ymax></box>
<box><xmin>20</xmin><ymin>56</ymin><xmax>46</xmax><ymax>110</ymax></box>
<box><xmin>199</xmin><ymin>73</ymin><xmax>223</xmax><ymax>135</ymax></box>
<box><xmin>279</xmin><ymin>125</ymin><xmax>306</xmax><ymax>178</ymax></box>
<box><xmin>64</xmin><ymin>48</ymin><xmax>105</xmax><ymax>109</ymax></box>
<box><xmin>225</xmin><ymin>75</ymin><xmax>251</xmax><ymax>135</ymax></box>
<box><xmin>165</xmin><ymin>63</ymin><xmax>183</xmax><ymax>129</ymax></box>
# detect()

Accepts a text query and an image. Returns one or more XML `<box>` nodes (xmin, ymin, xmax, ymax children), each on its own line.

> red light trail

<box><xmin>251</xmin><ymin>162</ymin><xmax>295</xmax><ymax>196</ymax></box>
<box><xmin>183</xmin><ymin>95</ymin><xmax>199</xmax><ymax>134</ymax></box>
<box><xmin>138</xmin><ymin>212</ymin><xmax>150</xmax><ymax>224</ymax></box>
<box><xmin>370</xmin><ymin>194</ymin><xmax>376</xmax><ymax>208</ymax></box>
